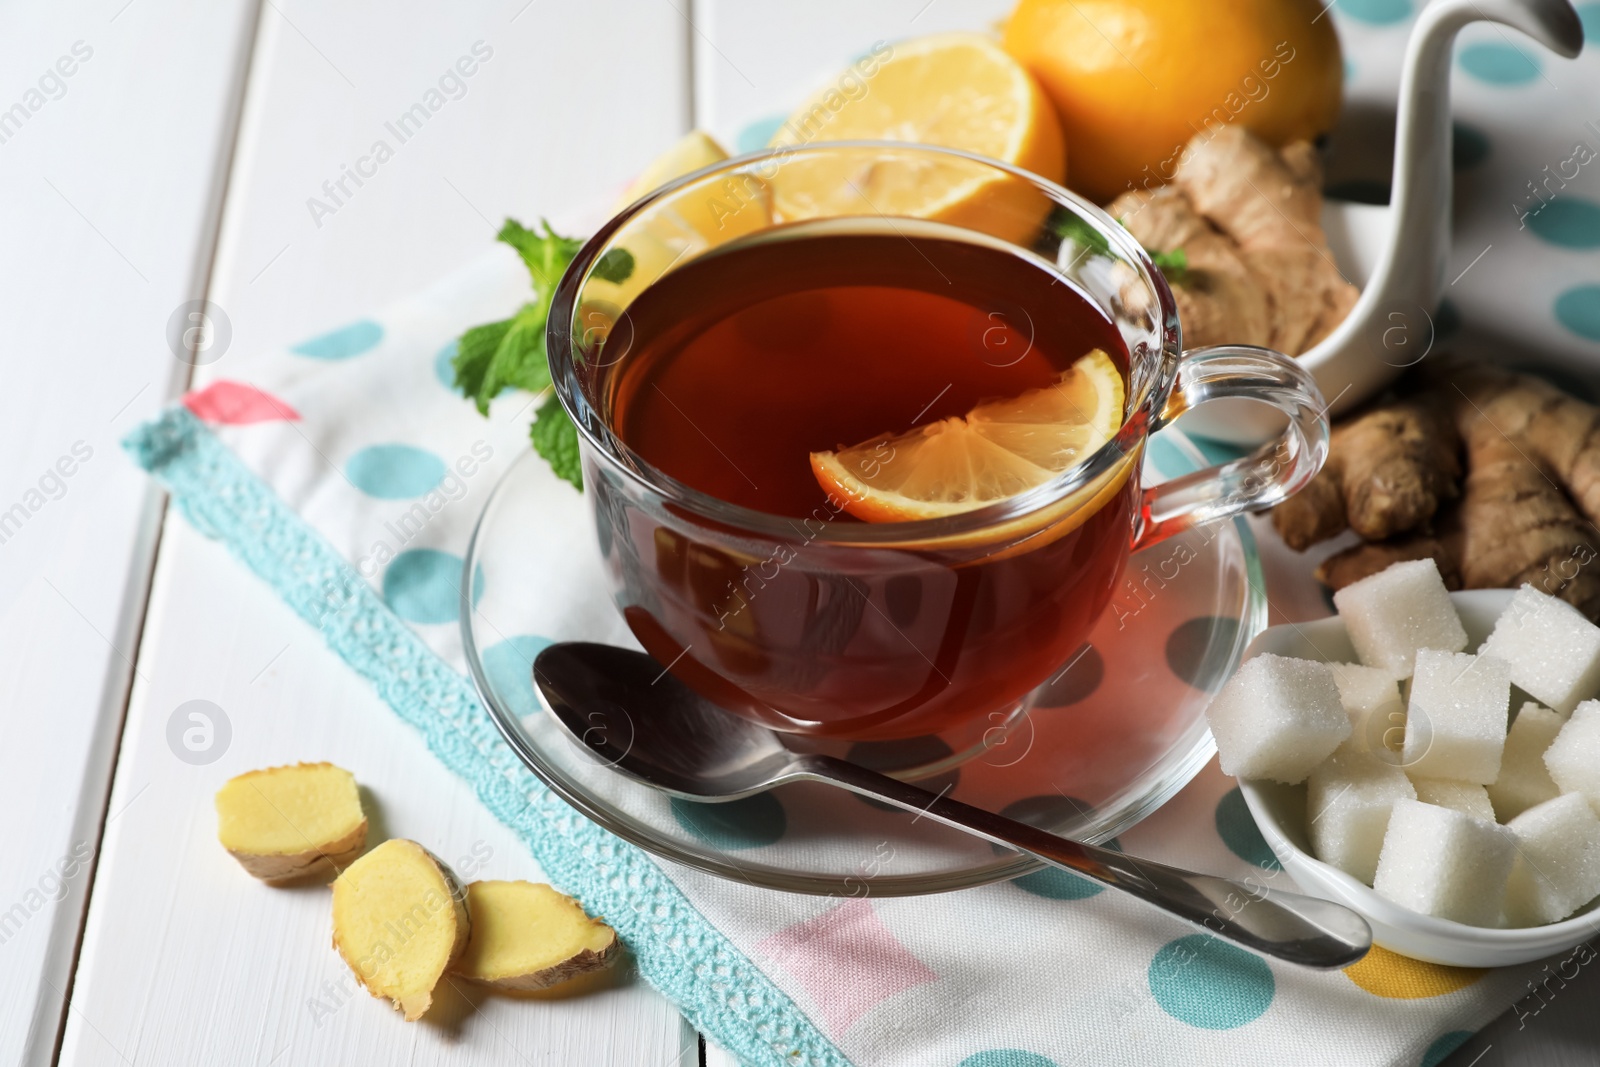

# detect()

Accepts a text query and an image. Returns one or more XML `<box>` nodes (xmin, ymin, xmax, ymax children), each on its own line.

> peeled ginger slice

<box><xmin>215</xmin><ymin>762</ymin><xmax>367</xmax><ymax>884</ymax></box>
<box><xmin>451</xmin><ymin>881</ymin><xmax>619</xmax><ymax>990</ymax></box>
<box><xmin>331</xmin><ymin>839</ymin><xmax>470</xmax><ymax>1021</ymax></box>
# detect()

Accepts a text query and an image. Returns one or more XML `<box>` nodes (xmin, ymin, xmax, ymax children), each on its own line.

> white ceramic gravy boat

<box><xmin>1180</xmin><ymin>0</ymin><xmax>1585</xmax><ymax>445</ymax></box>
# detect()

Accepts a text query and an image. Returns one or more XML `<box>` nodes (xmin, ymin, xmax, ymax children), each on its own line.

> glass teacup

<box><xmin>547</xmin><ymin>142</ymin><xmax>1327</xmax><ymax>750</ymax></box>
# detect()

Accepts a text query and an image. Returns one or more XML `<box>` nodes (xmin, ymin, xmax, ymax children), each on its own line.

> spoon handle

<box><xmin>797</xmin><ymin>755</ymin><xmax>1370</xmax><ymax>969</ymax></box>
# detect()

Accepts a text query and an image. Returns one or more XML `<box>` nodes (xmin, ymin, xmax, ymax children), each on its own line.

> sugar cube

<box><xmin>1488</xmin><ymin>703</ymin><xmax>1564</xmax><ymax>821</ymax></box>
<box><xmin>1372</xmin><ymin>799</ymin><xmax>1515</xmax><ymax>926</ymax></box>
<box><xmin>1504</xmin><ymin>793</ymin><xmax>1600</xmax><ymax>926</ymax></box>
<box><xmin>1328</xmin><ymin>663</ymin><xmax>1405</xmax><ymax>757</ymax></box>
<box><xmin>1308</xmin><ymin>748</ymin><xmax>1416</xmax><ymax>883</ymax></box>
<box><xmin>1409</xmin><ymin>778</ymin><xmax>1496</xmax><ymax>822</ymax></box>
<box><xmin>1333</xmin><ymin>559</ymin><xmax>1468</xmax><ymax>678</ymax></box>
<box><xmin>1206</xmin><ymin>654</ymin><xmax>1350</xmax><ymax>783</ymax></box>
<box><xmin>1480</xmin><ymin>585</ymin><xmax>1600</xmax><ymax>715</ymax></box>
<box><xmin>1402</xmin><ymin>650</ymin><xmax>1511</xmax><ymax>785</ymax></box>
<box><xmin>1544</xmin><ymin>700</ymin><xmax>1600</xmax><ymax>813</ymax></box>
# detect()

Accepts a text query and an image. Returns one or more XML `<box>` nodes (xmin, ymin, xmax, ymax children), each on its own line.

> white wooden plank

<box><xmin>62</xmin><ymin>0</ymin><xmax>695</xmax><ymax>1063</ymax></box>
<box><xmin>62</xmin><ymin>524</ymin><xmax>692</xmax><ymax>1065</ymax></box>
<box><xmin>0</xmin><ymin>1</ymin><xmax>260</xmax><ymax>1063</ymax></box>
<box><xmin>206</xmin><ymin>0</ymin><xmax>695</xmax><ymax>354</ymax></box>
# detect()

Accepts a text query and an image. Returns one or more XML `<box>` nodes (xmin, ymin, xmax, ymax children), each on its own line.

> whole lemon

<box><xmin>1002</xmin><ymin>0</ymin><xmax>1342</xmax><ymax>204</ymax></box>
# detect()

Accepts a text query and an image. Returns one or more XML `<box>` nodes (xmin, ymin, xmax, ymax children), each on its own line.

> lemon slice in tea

<box><xmin>810</xmin><ymin>348</ymin><xmax>1124</xmax><ymax>522</ymax></box>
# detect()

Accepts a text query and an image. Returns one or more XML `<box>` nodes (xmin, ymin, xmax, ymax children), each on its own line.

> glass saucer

<box><xmin>461</xmin><ymin>427</ymin><xmax>1264</xmax><ymax>896</ymax></box>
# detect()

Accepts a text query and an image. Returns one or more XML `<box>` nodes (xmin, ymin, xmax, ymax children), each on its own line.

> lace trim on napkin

<box><xmin>126</xmin><ymin>406</ymin><xmax>850</xmax><ymax>1067</ymax></box>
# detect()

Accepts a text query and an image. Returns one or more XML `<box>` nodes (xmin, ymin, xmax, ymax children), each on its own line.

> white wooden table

<box><xmin>2</xmin><ymin>2</ymin><xmax>1595</xmax><ymax>1064</ymax></box>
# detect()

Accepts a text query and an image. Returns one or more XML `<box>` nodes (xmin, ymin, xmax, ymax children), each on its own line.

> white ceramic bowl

<box><xmin>1237</xmin><ymin>589</ymin><xmax>1600</xmax><ymax>967</ymax></box>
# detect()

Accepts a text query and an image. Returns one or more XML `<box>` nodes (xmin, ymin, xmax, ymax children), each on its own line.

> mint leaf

<box><xmin>481</xmin><ymin>303</ymin><xmax>552</xmax><ymax>402</ymax></box>
<box><xmin>1150</xmin><ymin>247</ymin><xmax>1189</xmax><ymax>282</ymax></box>
<box><xmin>531</xmin><ymin>392</ymin><xmax>582</xmax><ymax>490</ymax></box>
<box><xmin>498</xmin><ymin>218</ymin><xmax>583</xmax><ymax>297</ymax></box>
<box><xmin>453</xmin><ymin>218</ymin><xmax>591</xmax><ymax>490</ymax></box>
<box><xmin>452</xmin><ymin>317</ymin><xmax>512</xmax><ymax>408</ymax></box>
<box><xmin>593</xmin><ymin>247</ymin><xmax>635</xmax><ymax>285</ymax></box>
<box><xmin>1048</xmin><ymin>207</ymin><xmax>1113</xmax><ymax>259</ymax></box>
<box><xmin>453</xmin><ymin>218</ymin><xmax>583</xmax><ymax>416</ymax></box>
<box><xmin>451</xmin><ymin>303</ymin><xmax>552</xmax><ymax>416</ymax></box>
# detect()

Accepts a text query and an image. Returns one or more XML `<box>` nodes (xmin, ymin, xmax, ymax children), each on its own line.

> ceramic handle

<box><xmin>1133</xmin><ymin>345</ymin><xmax>1329</xmax><ymax>551</ymax></box>
<box><xmin>1367</xmin><ymin>0</ymin><xmax>1582</xmax><ymax>317</ymax></box>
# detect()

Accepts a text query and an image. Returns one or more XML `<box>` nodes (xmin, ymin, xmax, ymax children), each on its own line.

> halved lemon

<box><xmin>811</xmin><ymin>349</ymin><xmax>1123</xmax><ymax>522</ymax></box>
<box><xmin>766</xmin><ymin>33</ymin><xmax>1065</xmax><ymax>244</ymax></box>
<box><xmin>589</xmin><ymin>130</ymin><xmax>773</xmax><ymax>311</ymax></box>
<box><xmin>612</xmin><ymin>129</ymin><xmax>731</xmax><ymax>214</ymax></box>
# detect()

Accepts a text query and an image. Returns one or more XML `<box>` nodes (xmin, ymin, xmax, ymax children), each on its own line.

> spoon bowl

<box><xmin>534</xmin><ymin>641</ymin><xmax>1374</xmax><ymax>969</ymax></box>
<box><xmin>533</xmin><ymin>641</ymin><xmax>799</xmax><ymax>799</ymax></box>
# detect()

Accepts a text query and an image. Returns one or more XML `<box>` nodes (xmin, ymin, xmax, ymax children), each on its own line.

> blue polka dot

<box><xmin>1215</xmin><ymin>786</ymin><xmax>1281</xmax><ymax>871</ymax></box>
<box><xmin>1527</xmin><ymin>198</ymin><xmax>1600</xmax><ymax>249</ymax></box>
<box><xmin>346</xmin><ymin>444</ymin><xmax>446</xmax><ymax>499</ymax></box>
<box><xmin>1148</xmin><ymin>935</ymin><xmax>1275</xmax><ymax>1030</ymax></box>
<box><xmin>995</xmin><ymin>796</ymin><xmax>1119</xmax><ymax>897</ymax></box>
<box><xmin>1325</xmin><ymin>179</ymin><xmax>1391</xmax><ymax>206</ymax></box>
<box><xmin>1421</xmin><ymin>1031</ymin><xmax>1473</xmax><ymax>1067</ymax></box>
<box><xmin>671</xmin><ymin>794</ymin><xmax>785</xmax><ymax>850</ymax></box>
<box><xmin>1434</xmin><ymin>298</ymin><xmax>1461</xmax><ymax>341</ymax></box>
<box><xmin>1452</xmin><ymin>122</ymin><xmax>1490</xmax><ymax>170</ymax></box>
<box><xmin>290</xmin><ymin>319</ymin><xmax>384</xmax><ymax>359</ymax></box>
<box><xmin>1580</xmin><ymin>3</ymin><xmax>1600</xmax><ymax>46</ymax></box>
<box><xmin>1457</xmin><ymin>42</ymin><xmax>1541</xmax><ymax>85</ymax></box>
<box><xmin>1339</xmin><ymin>0</ymin><xmax>1412</xmax><ymax>25</ymax></box>
<box><xmin>435</xmin><ymin>339</ymin><xmax>461</xmax><ymax>392</ymax></box>
<box><xmin>1012</xmin><ymin>867</ymin><xmax>1105</xmax><ymax>900</ymax></box>
<box><xmin>1147</xmin><ymin>436</ymin><xmax>1191</xmax><ymax>478</ymax></box>
<box><xmin>1034</xmin><ymin>644</ymin><xmax>1103</xmax><ymax>707</ymax></box>
<box><xmin>958</xmin><ymin>1052</ymin><xmax>1058</xmax><ymax>1067</ymax></box>
<box><xmin>736</xmin><ymin>114</ymin><xmax>786</xmax><ymax>153</ymax></box>
<box><xmin>1556</xmin><ymin>285</ymin><xmax>1600</xmax><ymax>342</ymax></box>
<box><xmin>482</xmin><ymin>635</ymin><xmax>554</xmax><ymax>718</ymax></box>
<box><xmin>383</xmin><ymin>549</ymin><xmax>484</xmax><ymax>624</ymax></box>
<box><xmin>1189</xmin><ymin>435</ymin><xmax>1245</xmax><ymax>467</ymax></box>
<box><xmin>1167</xmin><ymin>616</ymin><xmax>1242</xmax><ymax>691</ymax></box>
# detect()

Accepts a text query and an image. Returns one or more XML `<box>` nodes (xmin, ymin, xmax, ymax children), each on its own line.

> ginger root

<box><xmin>1274</xmin><ymin>360</ymin><xmax>1600</xmax><ymax>618</ymax></box>
<box><xmin>215</xmin><ymin>763</ymin><xmax>367</xmax><ymax>884</ymax></box>
<box><xmin>1111</xmin><ymin>185</ymin><xmax>1275</xmax><ymax>350</ymax></box>
<box><xmin>1109</xmin><ymin>126</ymin><xmax>1359</xmax><ymax>356</ymax></box>
<box><xmin>1273</xmin><ymin>396</ymin><xmax>1460</xmax><ymax>550</ymax></box>
<box><xmin>451</xmin><ymin>881</ymin><xmax>619</xmax><ymax>991</ymax></box>
<box><xmin>331</xmin><ymin>839</ymin><xmax>470</xmax><ymax>1021</ymax></box>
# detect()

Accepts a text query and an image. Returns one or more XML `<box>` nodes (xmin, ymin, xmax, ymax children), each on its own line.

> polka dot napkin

<box><xmin>133</xmin><ymin>6</ymin><xmax>1600</xmax><ymax>1065</ymax></box>
<box><xmin>147</xmin><ymin>267</ymin><xmax>1551</xmax><ymax>1067</ymax></box>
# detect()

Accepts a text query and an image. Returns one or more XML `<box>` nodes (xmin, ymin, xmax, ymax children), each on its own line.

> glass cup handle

<box><xmin>1134</xmin><ymin>344</ymin><xmax>1331</xmax><ymax>552</ymax></box>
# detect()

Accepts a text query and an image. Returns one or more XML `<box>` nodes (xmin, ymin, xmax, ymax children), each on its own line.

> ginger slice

<box><xmin>215</xmin><ymin>762</ymin><xmax>367</xmax><ymax>884</ymax></box>
<box><xmin>331</xmin><ymin>840</ymin><xmax>470</xmax><ymax>1021</ymax></box>
<box><xmin>451</xmin><ymin>881</ymin><xmax>619</xmax><ymax>991</ymax></box>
